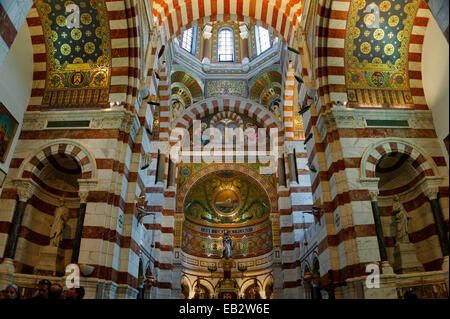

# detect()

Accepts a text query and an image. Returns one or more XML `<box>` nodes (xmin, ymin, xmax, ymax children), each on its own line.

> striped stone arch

<box><xmin>312</xmin><ymin>0</ymin><xmax>351</xmax><ymax>109</ymax></box>
<box><xmin>360</xmin><ymin>139</ymin><xmax>438</xmax><ymax>179</ymax></box>
<box><xmin>18</xmin><ymin>139</ymin><xmax>97</xmax><ymax>180</ymax></box>
<box><xmin>210</xmin><ymin>111</ymin><xmax>244</xmax><ymax>128</ymax></box>
<box><xmin>172</xmin><ymin>96</ymin><xmax>283</xmax><ymax>144</ymax></box>
<box><xmin>152</xmin><ymin>0</ymin><xmax>304</xmax><ymax>46</ymax></box>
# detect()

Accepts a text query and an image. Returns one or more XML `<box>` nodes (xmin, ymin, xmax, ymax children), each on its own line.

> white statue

<box><xmin>49</xmin><ymin>200</ymin><xmax>70</xmax><ymax>247</ymax></box>
<box><xmin>393</xmin><ymin>195</ymin><xmax>411</xmax><ymax>244</ymax></box>
<box><xmin>222</xmin><ymin>231</ymin><xmax>233</xmax><ymax>259</ymax></box>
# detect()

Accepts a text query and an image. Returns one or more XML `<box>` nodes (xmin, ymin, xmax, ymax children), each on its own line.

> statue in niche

<box><xmin>49</xmin><ymin>199</ymin><xmax>70</xmax><ymax>247</ymax></box>
<box><xmin>393</xmin><ymin>195</ymin><xmax>411</xmax><ymax>244</ymax></box>
<box><xmin>222</xmin><ymin>230</ymin><xmax>233</xmax><ymax>259</ymax></box>
<box><xmin>171</xmin><ymin>100</ymin><xmax>184</xmax><ymax>127</ymax></box>
<box><xmin>269</xmin><ymin>101</ymin><xmax>282</xmax><ymax>121</ymax></box>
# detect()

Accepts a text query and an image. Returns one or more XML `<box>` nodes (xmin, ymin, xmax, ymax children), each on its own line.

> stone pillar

<box><xmin>272</xmin><ymin>263</ymin><xmax>283</xmax><ymax>299</ymax></box>
<box><xmin>369</xmin><ymin>191</ymin><xmax>388</xmax><ymax>262</ymax></box>
<box><xmin>0</xmin><ymin>180</ymin><xmax>34</xmax><ymax>289</ymax></box>
<box><xmin>361</xmin><ymin>178</ymin><xmax>393</xmax><ymax>274</ymax></box>
<box><xmin>239</xmin><ymin>24</ymin><xmax>249</xmax><ymax>64</ymax></box>
<box><xmin>171</xmin><ymin>264</ymin><xmax>183</xmax><ymax>299</ymax></box>
<box><xmin>202</xmin><ymin>25</ymin><xmax>212</xmax><ymax>64</ymax></box>
<box><xmin>71</xmin><ymin>190</ymin><xmax>89</xmax><ymax>264</ymax></box>
<box><xmin>422</xmin><ymin>180</ymin><xmax>449</xmax><ymax>272</ymax></box>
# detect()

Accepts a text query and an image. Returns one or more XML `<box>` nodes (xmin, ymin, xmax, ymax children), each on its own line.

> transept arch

<box><xmin>152</xmin><ymin>0</ymin><xmax>304</xmax><ymax>46</ymax></box>
<box><xmin>172</xmin><ymin>96</ymin><xmax>283</xmax><ymax>136</ymax></box>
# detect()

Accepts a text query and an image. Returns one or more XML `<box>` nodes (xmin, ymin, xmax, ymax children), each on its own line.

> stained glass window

<box><xmin>218</xmin><ymin>28</ymin><xmax>234</xmax><ymax>62</ymax></box>
<box><xmin>181</xmin><ymin>28</ymin><xmax>194</xmax><ymax>53</ymax></box>
<box><xmin>256</xmin><ymin>26</ymin><xmax>270</xmax><ymax>55</ymax></box>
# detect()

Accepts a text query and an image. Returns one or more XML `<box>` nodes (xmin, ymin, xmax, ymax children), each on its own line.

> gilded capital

<box><xmin>79</xmin><ymin>191</ymin><xmax>89</xmax><ymax>204</ymax></box>
<box><xmin>13</xmin><ymin>179</ymin><xmax>35</xmax><ymax>202</ymax></box>
<box><xmin>369</xmin><ymin>190</ymin><xmax>379</xmax><ymax>202</ymax></box>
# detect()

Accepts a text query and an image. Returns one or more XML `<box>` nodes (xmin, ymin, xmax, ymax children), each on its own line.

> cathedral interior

<box><xmin>0</xmin><ymin>0</ymin><xmax>448</xmax><ymax>299</ymax></box>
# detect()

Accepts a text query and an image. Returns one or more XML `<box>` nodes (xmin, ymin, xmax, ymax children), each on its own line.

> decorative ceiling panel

<box><xmin>36</xmin><ymin>0</ymin><xmax>111</xmax><ymax>108</ymax></box>
<box><xmin>345</xmin><ymin>0</ymin><xmax>420</xmax><ymax>107</ymax></box>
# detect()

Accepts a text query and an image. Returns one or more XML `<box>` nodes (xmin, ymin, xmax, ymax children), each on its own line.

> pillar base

<box><xmin>393</xmin><ymin>242</ymin><xmax>424</xmax><ymax>274</ymax></box>
<box><xmin>0</xmin><ymin>258</ymin><xmax>15</xmax><ymax>290</ymax></box>
<box><xmin>381</xmin><ymin>261</ymin><xmax>394</xmax><ymax>274</ymax></box>
<box><xmin>35</xmin><ymin>246</ymin><xmax>65</xmax><ymax>276</ymax></box>
<box><xmin>442</xmin><ymin>256</ymin><xmax>449</xmax><ymax>291</ymax></box>
<box><xmin>442</xmin><ymin>256</ymin><xmax>449</xmax><ymax>272</ymax></box>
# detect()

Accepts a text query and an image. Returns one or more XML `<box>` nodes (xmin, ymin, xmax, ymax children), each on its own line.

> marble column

<box><xmin>0</xmin><ymin>180</ymin><xmax>34</xmax><ymax>289</ymax></box>
<box><xmin>369</xmin><ymin>191</ymin><xmax>388</xmax><ymax>262</ymax></box>
<box><xmin>423</xmin><ymin>185</ymin><xmax>449</xmax><ymax>269</ymax></box>
<box><xmin>2</xmin><ymin>182</ymin><xmax>34</xmax><ymax>259</ymax></box>
<box><xmin>71</xmin><ymin>190</ymin><xmax>89</xmax><ymax>264</ymax></box>
<box><xmin>202</xmin><ymin>25</ymin><xmax>212</xmax><ymax>64</ymax></box>
<box><xmin>239</xmin><ymin>24</ymin><xmax>249</xmax><ymax>63</ymax></box>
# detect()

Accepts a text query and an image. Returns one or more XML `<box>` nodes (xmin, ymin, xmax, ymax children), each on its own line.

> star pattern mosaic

<box><xmin>345</xmin><ymin>0</ymin><xmax>420</xmax><ymax>90</ymax></box>
<box><xmin>36</xmin><ymin>0</ymin><xmax>111</xmax><ymax>107</ymax></box>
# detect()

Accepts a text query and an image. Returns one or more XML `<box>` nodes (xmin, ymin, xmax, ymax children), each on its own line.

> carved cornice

<box><xmin>328</xmin><ymin>107</ymin><xmax>435</xmax><ymax>130</ymax></box>
<box><xmin>22</xmin><ymin>108</ymin><xmax>136</xmax><ymax>132</ymax></box>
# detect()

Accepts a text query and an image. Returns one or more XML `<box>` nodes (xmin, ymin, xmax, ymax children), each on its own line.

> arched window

<box><xmin>218</xmin><ymin>28</ymin><xmax>234</xmax><ymax>62</ymax></box>
<box><xmin>181</xmin><ymin>27</ymin><xmax>196</xmax><ymax>54</ymax></box>
<box><xmin>255</xmin><ymin>26</ymin><xmax>271</xmax><ymax>55</ymax></box>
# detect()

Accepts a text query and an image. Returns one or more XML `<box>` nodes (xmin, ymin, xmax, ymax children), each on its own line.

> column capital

<box><xmin>421</xmin><ymin>177</ymin><xmax>443</xmax><ymax>201</ymax></box>
<box><xmin>202</xmin><ymin>25</ymin><xmax>212</xmax><ymax>39</ymax></box>
<box><xmin>78</xmin><ymin>179</ymin><xmax>98</xmax><ymax>203</ymax></box>
<box><xmin>239</xmin><ymin>24</ymin><xmax>248</xmax><ymax>39</ymax></box>
<box><xmin>369</xmin><ymin>190</ymin><xmax>379</xmax><ymax>202</ymax></box>
<box><xmin>360</xmin><ymin>177</ymin><xmax>380</xmax><ymax>202</ymax></box>
<box><xmin>13</xmin><ymin>179</ymin><xmax>35</xmax><ymax>202</ymax></box>
<box><xmin>78</xmin><ymin>191</ymin><xmax>89</xmax><ymax>204</ymax></box>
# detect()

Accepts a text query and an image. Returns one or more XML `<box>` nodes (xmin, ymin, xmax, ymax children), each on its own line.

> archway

<box><xmin>361</xmin><ymin>139</ymin><xmax>447</xmax><ymax>273</ymax></box>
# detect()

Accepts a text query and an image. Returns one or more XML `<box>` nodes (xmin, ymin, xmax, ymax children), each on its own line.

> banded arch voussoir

<box><xmin>19</xmin><ymin>139</ymin><xmax>98</xmax><ymax>181</ymax></box>
<box><xmin>361</xmin><ymin>139</ymin><xmax>437</xmax><ymax>179</ymax></box>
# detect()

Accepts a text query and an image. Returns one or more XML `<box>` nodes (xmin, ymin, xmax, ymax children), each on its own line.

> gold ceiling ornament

<box><xmin>36</xmin><ymin>0</ymin><xmax>111</xmax><ymax>108</ymax></box>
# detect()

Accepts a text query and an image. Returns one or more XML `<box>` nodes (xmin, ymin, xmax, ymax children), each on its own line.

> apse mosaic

<box><xmin>36</xmin><ymin>0</ymin><xmax>111</xmax><ymax>107</ymax></box>
<box><xmin>183</xmin><ymin>170</ymin><xmax>271</xmax><ymax>226</ymax></box>
<box><xmin>177</xmin><ymin>163</ymin><xmax>277</xmax><ymax>206</ymax></box>
<box><xmin>345</xmin><ymin>0</ymin><xmax>420</xmax><ymax>106</ymax></box>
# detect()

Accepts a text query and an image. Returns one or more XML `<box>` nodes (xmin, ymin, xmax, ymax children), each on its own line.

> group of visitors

<box><xmin>0</xmin><ymin>279</ymin><xmax>85</xmax><ymax>299</ymax></box>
